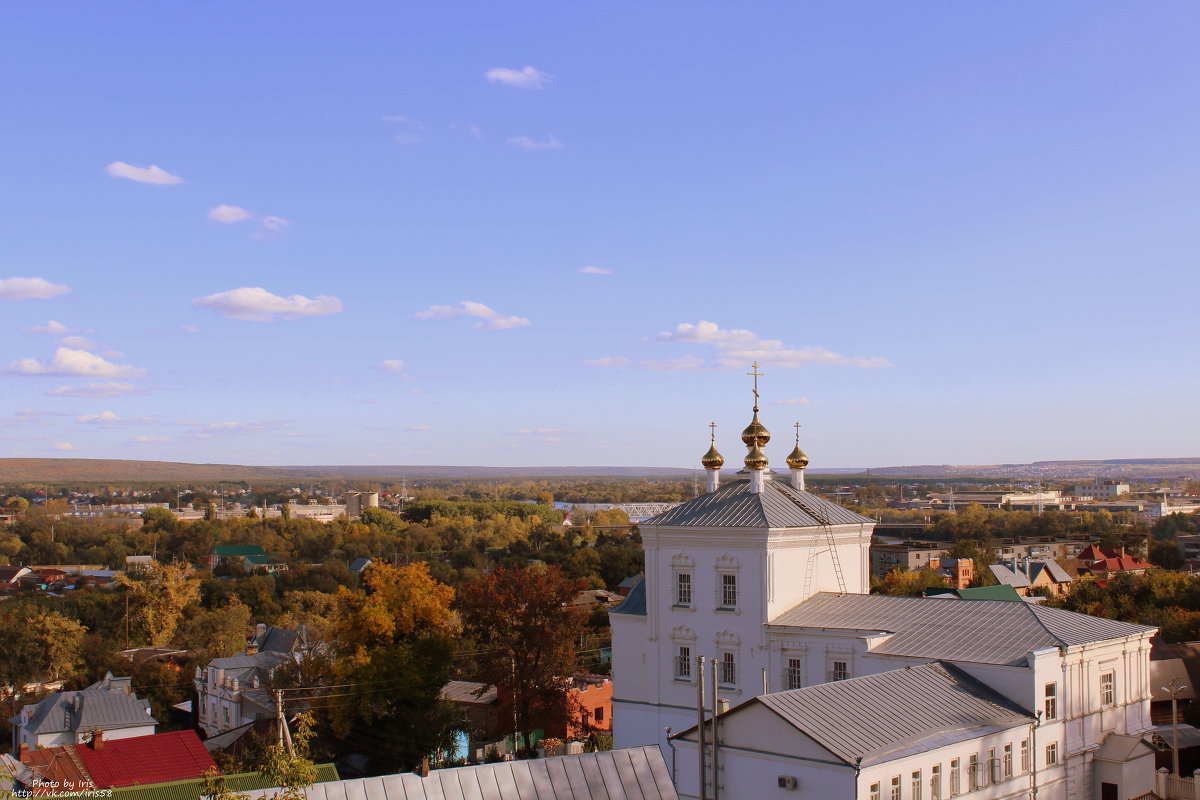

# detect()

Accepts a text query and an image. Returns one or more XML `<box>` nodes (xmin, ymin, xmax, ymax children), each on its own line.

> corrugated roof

<box><xmin>19</xmin><ymin>689</ymin><xmax>156</xmax><ymax>735</ymax></box>
<box><xmin>440</xmin><ymin>680</ymin><xmax>499</xmax><ymax>705</ymax></box>
<box><xmin>644</xmin><ymin>479</ymin><xmax>874</xmax><ymax>529</ymax></box>
<box><xmin>241</xmin><ymin>747</ymin><xmax>676</xmax><ymax>800</ymax></box>
<box><xmin>769</xmin><ymin>593</ymin><xmax>1155</xmax><ymax>666</ymax></box>
<box><xmin>1094</xmin><ymin>733</ymin><xmax>1154</xmax><ymax>763</ymax></box>
<box><xmin>109</xmin><ymin>763</ymin><xmax>340</xmax><ymax>800</ymax></box>
<box><xmin>610</xmin><ymin>575</ymin><xmax>646</xmax><ymax>616</ymax></box>
<box><xmin>1150</xmin><ymin>659</ymin><xmax>1197</xmax><ymax>701</ymax></box>
<box><xmin>76</xmin><ymin>730</ymin><xmax>215</xmax><ymax>788</ymax></box>
<box><xmin>990</xmin><ymin>564</ymin><xmax>1032</xmax><ymax>588</ymax></box>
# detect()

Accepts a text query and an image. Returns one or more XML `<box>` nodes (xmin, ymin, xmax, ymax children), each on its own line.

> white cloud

<box><xmin>46</xmin><ymin>382</ymin><xmax>139</xmax><ymax>398</ymax></box>
<box><xmin>260</xmin><ymin>216</ymin><xmax>290</xmax><ymax>232</ymax></box>
<box><xmin>484</xmin><ymin>66</ymin><xmax>552</xmax><ymax>89</ymax></box>
<box><xmin>514</xmin><ymin>427</ymin><xmax>571</xmax><ymax>442</ymax></box>
<box><xmin>636</xmin><ymin>355</ymin><xmax>708</xmax><ymax>371</ymax></box>
<box><xmin>185</xmin><ymin>419</ymin><xmax>288</xmax><ymax>437</ymax></box>
<box><xmin>22</xmin><ymin>320</ymin><xmax>71</xmax><ymax>334</ymax></box>
<box><xmin>76</xmin><ymin>411</ymin><xmax>119</xmax><ymax>424</ymax></box>
<box><xmin>584</xmin><ymin>356</ymin><xmax>629</xmax><ymax>367</ymax></box>
<box><xmin>577</xmin><ymin>265</ymin><xmax>612</xmax><ymax>275</ymax></box>
<box><xmin>58</xmin><ymin>335</ymin><xmax>98</xmax><ymax>350</ymax></box>
<box><xmin>415</xmin><ymin>300</ymin><xmax>531</xmax><ymax>331</ymax></box>
<box><xmin>406</xmin><ymin>424</ymin><xmax>431</xmax><ymax>431</ymax></box>
<box><xmin>180</xmin><ymin>325</ymin><xmax>200</xmax><ymax>334</ymax></box>
<box><xmin>773</xmin><ymin>397</ymin><xmax>812</xmax><ymax>406</ymax></box>
<box><xmin>53</xmin><ymin>442</ymin><xmax>75</xmax><ymax>451</ymax></box>
<box><xmin>654</xmin><ymin>320</ymin><xmax>892</xmax><ymax>369</ymax></box>
<box><xmin>76</xmin><ymin>411</ymin><xmax>155</xmax><ymax>425</ymax></box>
<box><xmin>192</xmin><ymin>287</ymin><xmax>343</xmax><ymax>322</ymax></box>
<box><xmin>0</xmin><ymin>277</ymin><xmax>71</xmax><ymax>302</ymax></box>
<box><xmin>133</xmin><ymin>435</ymin><xmax>170</xmax><ymax>443</ymax></box>
<box><xmin>379</xmin><ymin>359</ymin><xmax>407</xmax><ymax>373</ymax></box>
<box><xmin>6</xmin><ymin>347</ymin><xmax>147</xmax><ymax>378</ymax></box>
<box><xmin>105</xmin><ymin>161</ymin><xmax>182</xmax><ymax>184</ymax></box>
<box><xmin>382</xmin><ymin>115</ymin><xmax>427</xmax><ymax>145</ymax></box>
<box><xmin>208</xmin><ymin>204</ymin><xmax>253</xmax><ymax>223</ymax></box>
<box><xmin>507</xmin><ymin>135</ymin><xmax>563</xmax><ymax>151</ymax></box>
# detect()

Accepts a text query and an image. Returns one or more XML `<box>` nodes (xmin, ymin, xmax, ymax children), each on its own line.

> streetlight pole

<box><xmin>1163</xmin><ymin>681</ymin><xmax>1187</xmax><ymax>776</ymax></box>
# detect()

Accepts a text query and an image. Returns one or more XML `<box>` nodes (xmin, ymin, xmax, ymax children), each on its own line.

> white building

<box><xmin>9</xmin><ymin>673</ymin><xmax>156</xmax><ymax>752</ymax></box>
<box><xmin>194</xmin><ymin>624</ymin><xmax>308</xmax><ymax>737</ymax></box>
<box><xmin>1074</xmin><ymin>482</ymin><xmax>1131</xmax><ymax>500</ymax></box>
<box><xmin>610</xmin><ymin>375</ymin><xmax>1158</xmax><ymax>800</ymax></box>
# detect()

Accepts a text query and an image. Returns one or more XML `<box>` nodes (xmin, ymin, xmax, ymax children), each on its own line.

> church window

<box><xmin>675</xmin><ymin>646</ymin><xmax>692</xmax><ymax>680</ymax></box>
<box><xmin>1045</xmin><ymin>743</ymin><xmax>1058</xmax><ymax>766</ymax></box>
<box><xmin>1100</xmin><ymin>671</ymin><xmax>1115</xmax><ymax>707</ymax></box>
<box><xmin>930</xmin><ymin>765</ymin><xmax>941</xmax><ymax>800</ymax></box>
<box><xmin>675</xmin><ymin>572</ymin><xmax>693</xmax><ymax>606</ymax></box>
<box><xmin>830</xmin><ymin>660</ymin><xmax>849</xmax><ymax>682</ymax></box>
<box><xmin>1021</xmin><ymin>740</ymin><xmax>1029</xmax><ymax>772</ymax></box>
<box><xmin>912</xmin><ymin>770</ymin><xmax>921</xmax><ymax>800</ymax></box>
<box><xmin>720</xmin><ymin>573</ymin><xmax>738</xmax><ymax>608</ymax></box>
<box><xmin>1044</xmin><ymin>682</ymin><xmax>1058</xmax><ymax>720</ymax></box>
<box><xmin>786</xmin><ymin>658</ymin><xmax>803</xmax><ymax>690</ymax></box>
<box><xmin>949</xmin><ymin>759</ymin><xmax>960</xmax><ymax>796</ymax></box>
<box><xmin>1003</xmin><ymin>743</ymin><xmax>1013</xmax><ymax>777</ymax></box>
<box><xmin>720</xmin><ymin>651</ymin><xmax>737</xmax><ymax>686</ymax></box>
<box><xmin>890</xmin><ymin>776</ymin><xmax>901</xmax><ymax>800</ymax></box>
<box><xmin>870</xmin><ymin>783</ymin><xmax>881</xmax><ymax>800</ymax></box>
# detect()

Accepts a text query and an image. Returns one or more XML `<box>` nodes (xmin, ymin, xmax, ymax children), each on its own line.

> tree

<box><xmin>0</xmin><ymin>605</ymin><xmax>86</xmax><ymax>693</ymax></box>
<box><xmin>458</xmin><ymin>565</ymin><xmax>589</xmax><ymax>756</ymax></box>
<box><xmin>4</xmin><ymin>496</ymin><xmax>30</xmax><ymax>513</ymax></box>
<box><xmin>201</xmin><ymin>712</ymin><xmax>319</xmax><ymax>800</ymax></box>
<box><xmin>873</xmin><ymin>567</ymin><xmax>950</xmax><ymax>596</ymax></box>
<box><xmin>117</xmin><ymin>560</ymin><xmax>202</xmax><ymax>646</ymax></box>
<box><xmin>174</xmin><ymin>597</ymin><xmax>252</xmax><ymax>657</ymax></box>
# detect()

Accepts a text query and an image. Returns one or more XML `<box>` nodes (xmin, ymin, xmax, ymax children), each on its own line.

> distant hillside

<box><xmin>0</xmin><ymin>458</ymin><xmax>698</xmax><ymax>484</ymax></box>
<box><xmin>870</xmin><ymin>458</ymin><xmax>1200</xmax><ymax>480</ymax></box>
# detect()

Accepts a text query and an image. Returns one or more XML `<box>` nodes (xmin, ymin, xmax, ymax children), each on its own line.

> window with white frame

<box><xmin>786</xmin><ymin>658</ymin><xmax>803</xmax><ymax>690</ymax></box>
<box><xmin>890</xmin><ymin>776</ymin><xmax>901</xmax><ymax>800</ymax></box>
<box><xmin>949</xmin><ymin>759</ymin><xmax>960</xmax><ymax>797</ymax></box>
<box><xmin>1044</xmin><ymin>682</ymin><xmax>1058</xmax><ymax>720</ymax></box>
<box><xmin>968</xmin><ymin>754</ymin><xmax>979</xmax><ymax>791</ymax></box>
<box><xmin>931</xmin><ymin>765</ymin><xmax>942</xmax><ymax>800</ymax></box>
<box><xmin>870</xmin><ymin>783</ymin><xmax>881</xmax><ymax>800</ymax></box>
<box><xmin>988</xmin><ymin>747</ymin><xmax>999</xmax><ymax>784</ymax></box>
<box><xmin>675</xmin><ymin>646</ymin><xmax>692</xmax><ymax>680</ymax></box>
<box><xmin>1003</xmin><ymin>743</ymin><xmax>1013</xmax><ymax>778</ymax></box>
<box><xmin>675</xmin><ymin>572</ymin><xmax>693</xmax><ymax>606</ymax></box>
<box><xmin>1021</xmin><ymin>740</ymin><xmax>1029</xmax><ymax>772</ymax></box>
<box><xmin>830</xmin><ymin>660</ymin><xmax>849</xmax><ymax>682</ymax></box>
<box><xmin>720</xmin><ymin>572</ymin><xmax>738</xmax><ymax>608</ymax></box>
<box><xmin>1101</xmin><ymin>671</ymin><xmax>1116</xmax><ymax>707</ymax></box>
<box><xmin>720</xmin><ymin>651</ymin><xmax>737</xmax><ymax>686</ymax></box>
<box><xmin>1046</xmin><ymin>743</ymin><xmax>1058</xmax><ymax>766</ymax></box>
<box><xmin>912</xmin><ymin>770</ymin><xmax>922</xmax><ymax>800</ymax></box>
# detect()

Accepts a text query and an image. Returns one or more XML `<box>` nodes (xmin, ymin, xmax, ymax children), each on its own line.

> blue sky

<box><xmin>2</xmin><ymin>2</ymin><xmax>1198</xmax><ymax>469</ymax></box>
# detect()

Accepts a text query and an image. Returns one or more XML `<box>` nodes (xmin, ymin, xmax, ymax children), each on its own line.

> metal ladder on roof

<box><xmin>786</xmin><ymin>491</ymin><xmax>848</xmax><ymax>595</ymax></box>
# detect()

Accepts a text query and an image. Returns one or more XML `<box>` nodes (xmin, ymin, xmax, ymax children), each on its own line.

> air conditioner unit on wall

<box><xmin>778</xmin><ymin>775</ymin><xmax>799</xmax><ymax>790</ymax></box>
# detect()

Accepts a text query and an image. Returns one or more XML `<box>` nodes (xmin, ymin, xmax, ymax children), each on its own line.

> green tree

<box><xmin>872</xmin><ymin>567</ymin><xmax>951</xmax><ymax>596</ymax></box>
<box><xmin>117</xmin><ymin>561</ymin><xmax>202</xmax><ymax>645</ymax></box>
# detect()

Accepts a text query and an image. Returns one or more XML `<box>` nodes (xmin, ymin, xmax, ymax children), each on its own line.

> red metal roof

<box><xmin>74</xmin><ymin>730</ymin><xmax>216</xmax><ymax>788</ymax></box>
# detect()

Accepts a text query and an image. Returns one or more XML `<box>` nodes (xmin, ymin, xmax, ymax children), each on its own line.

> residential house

<box><xmin>928</xmin><ymin>556</ymin><xmax>975</xmax><ymax>589</ymax></box>
<box><xmin>9</xmin><ymin>673</ymin><xmax>156</xmax><ymax>752</ymax></box>
<box><xmin>193</xmin><ymin>624</ymin><xmax>309</xmax><ymax>737</ymax></box>
<box><xmin>989</xmin><ymin>557</ymin><xmax>1074</xmax><ymax>597</ymax></box>
<box><xmin>14</xmin><ymin>730</ymin><xmax>216</xmax><ymax>794</ymax></box>
<box><xmin>0</xmin><ymin>566</ymin><xmax>32</xmax><ymax>588</ymax></box>
<box><xmin>1075</xmin><ymin>546</ymin><xmax>1154</xmax><ymax>578</ymax></box>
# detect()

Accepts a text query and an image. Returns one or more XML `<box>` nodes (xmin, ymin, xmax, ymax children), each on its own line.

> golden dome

<box><xmin>786</xmin><ymin>444</ymin><xmax>809</xmax><ymax>470</ymax></box>
<box><xmin>701</xmin><ymin>443</ymin><xmax>725</xmax><ymax>469</ymax></box>
<box><xmin>740</xmin><ymin>410</ymin><xmax>771</xmax><ymax>447</ymax></box>
<box><xmin>744</xmin><ymin>441</ymin><xmax>768</xmax><ymax>471</ymax></box>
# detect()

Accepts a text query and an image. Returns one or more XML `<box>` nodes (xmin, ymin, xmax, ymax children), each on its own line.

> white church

<box><xmin>611</xmin><ymin>369</ymin><xmax>1158</xmax><ymax>800</ymax></box>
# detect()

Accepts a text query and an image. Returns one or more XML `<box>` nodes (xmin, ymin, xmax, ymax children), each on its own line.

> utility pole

<box><xmin>123</xmin><ymin>588</ymin><xmax>129</xmax><ymax>650</ymax></box>
<box><xmin>696</xmin><ymin>656</ymin><xmax>707</xmax><ymax>800</ymax></box>
<box><xmin>711</xmin><ymin>658</ymin><xmax>721</xmax><ymax>800</ymax></box>
<box><xmin>274</xmin><ymin>689</ymin><xmax>295</xmax><ymax>757</ymax></box>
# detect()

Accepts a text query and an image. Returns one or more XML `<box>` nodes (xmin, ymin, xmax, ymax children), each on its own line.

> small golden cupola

<box><xmin>787</xmin><ymin>422</ymin><xmax>809</xmax><ymax>491</ymax></box>
<box><xmin>701</xmin><ymin>422</ymin><xmax>724</xmax><ymax>493</ymax></box>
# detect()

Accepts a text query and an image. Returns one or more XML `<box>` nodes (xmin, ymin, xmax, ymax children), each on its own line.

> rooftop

<box><xmin>75</xmin><ymin>730</ymin><xmax>215</xmax><ymax>788</ymax></box>
<box><xmin>645</xmin><ymin>479</ymin><xmax>874</xmax><ymax>529</ymax></box>
<box><xmin>769</xmin><ymin>592</ymin><xmax>1155</xmax><ymax>666</ymax></box>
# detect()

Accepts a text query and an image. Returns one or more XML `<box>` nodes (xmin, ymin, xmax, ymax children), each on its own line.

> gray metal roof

<box><xmin>18</xmin><ymin>689</ymin><xmax>155</xmax><ymax>735</ymax></box>
<box><xmin>1094</xmin><ymin>733</ymin><xmax>1155</xmax><ymax>763</ymax></box>
<box><xmin>644</xmin><ymin>479</ymin><xmax>874</xmax><ymax>529</ymax></box>
<box><xmin>989</xmin><ymin>564</ymin><xmax>1032</xmax><ymax>588</ymax></box>
<box><xmin>701</xmin><ymin>662</ymin><xmax>1031</xmax><ymax>767</ymax></box>
<box><xmin>610</xmin><ymin>575</ymin><xmax>646</xmax><ymax>616</ymax></box>
<box><xmin>769</xmin><ymin>593</ymin><xmax>1155</xmax><ymax>666</ymax></box>
<box><xmin>991</xmin><ymin>560</ymin><xmax>1074</xmax><ymax>588</ymax></box>
<box><xmin>242</xmin><ymin>746</ymin><xmax>676</xmax><ymax>800</ymax></box>
<box><xmin>440</xmin><ymin>681</ymin><xmax>499</xmax><ymax>705</ymax></box>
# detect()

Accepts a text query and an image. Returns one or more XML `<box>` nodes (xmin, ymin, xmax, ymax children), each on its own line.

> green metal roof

<box><xmin>109</xmin><ymin>763</ymin><xmax>339</xmax><ymax>800</ymax></box>
<box><xmin>926</xmin><ymin>584</ymin><xmax>1025</xmax><ymax>602</ymax></box>
<box><xmin>215</xmin><ymin>545</ymin><xmax>268</xmax><ymax>557</ymax></box>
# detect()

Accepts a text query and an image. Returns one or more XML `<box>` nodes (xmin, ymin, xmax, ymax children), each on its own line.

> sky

<box><xmin>1</xmin><ymin>1</ymin><xmax>1198</xmax><ymax>470</ymax></box>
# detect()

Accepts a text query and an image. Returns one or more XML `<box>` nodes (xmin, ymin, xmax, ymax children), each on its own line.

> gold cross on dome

<box><xmin>794</xmin><ymin>421</ymin><xmax>802</xmax><ymax>444</ymax></box>
<box><xmin>746</xmin><ymin>361</ymin><xmax>763</xmax><ymax>404</ymax></box>
<box><xmin>709</xmin><ymin>421</ymin><xmax>718</xmax><ymax>443</ymax></box>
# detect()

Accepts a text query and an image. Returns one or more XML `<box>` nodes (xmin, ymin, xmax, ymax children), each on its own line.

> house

<box><xmin>989</xmin><ymin>557</ymin><xmax>1074</xmax><ymax>597</ymax></box>
<box><xmin>924</xmin><ymin>584</ymin><xmax>1025</xmax><ymax>602</ymax></box>
<box><xmin>206</xmin><ymin>545</ymin><xmax>285</xmax><ymax>573</ymax></box>
<box><xmin>928</xmin><ymin>556</ymin><xmax>975</xmax><ymax>589</ymax></box>
<box><xmin>193</xmin><ymin>624</ymin><xmax>309</xmax><ymax>737</ymax></box>
<box><xmin>562</xmin><ymin>674</ymin><xmax>612</xmax><ymax>739</ymax></box>
<box><xmin>0</xmin><ymin>566</ymin><xmax>32</xmax><ymax>588</ymax></box>
<box><xmin>14</xmin><ymin>729</ymin><xmax>216</xmax><ymax>794</ymax></box>
<box><xmin>240</xmin><ymin>747</ymin><xmax>676</xmax><ymax>800</ymax></box>
<box><xmin>610</xmin><ymin>389</ymin><xmax>1159</xmax><ymax>800</ymax></box>
<box><xmin>440</xmin><ymin>680</ymin><xmax>503</xmax><ymax>759</ymax></box>
<box><xmin>9</xmin><ymin>673</ymin><xmax>156</xmax><ymax>752</ymax></box>
<box><xmin>1076</xmin><ymin>545</ymin><xmax>1154</xmax><ymax>578</ymax></box>
<box><xmin>348</xmin><ymin>557</ymin><xmax>373</xmax><ymax>574</ymax></box>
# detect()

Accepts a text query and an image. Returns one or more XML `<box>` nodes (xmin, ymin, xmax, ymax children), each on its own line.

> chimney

<box><xmin>92</xmin><ymin>730</ymin><xmax>105</xmax><ymax>750</ymax></box>
<box><xmin>18</xmin><ymin>742</ymin><xmax>29</xmax><ymax>760</ymax></box>
<box><xmin>245</xmin><ymin>642</ymin><xmax>259</xmax><ymax>656</ymax></box>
